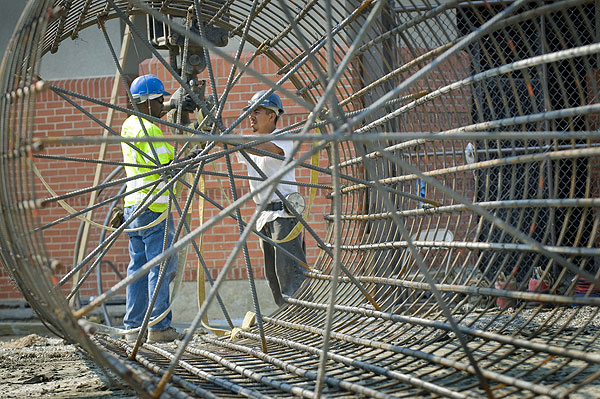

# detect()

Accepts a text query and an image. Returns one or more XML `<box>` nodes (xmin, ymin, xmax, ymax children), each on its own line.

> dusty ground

<box><xmin>0</xmin><ymin>333</ymin><xmax>135</xmax><ymax>398</ymax></box>
<box><xmin>1</xmin><ymin>306</ymin><xmax>599</xmax><ymax>398</ymax></box>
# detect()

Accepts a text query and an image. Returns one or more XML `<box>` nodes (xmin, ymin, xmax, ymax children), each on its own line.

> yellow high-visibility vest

<box><xmin>120</xmin><ymin>115</ymin><xmax>174</xmax><ymax>213</ymax></box>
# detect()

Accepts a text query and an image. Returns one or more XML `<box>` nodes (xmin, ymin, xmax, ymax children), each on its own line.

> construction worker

<box><xmin>120</xmin><ymin>74</ymin><xmax>193</xmax><ymax>342</ymax></box>
<box><xmin>237</xmin><ymin>90</ymin><xmax>307</xmax><ymax>306</ymax></box>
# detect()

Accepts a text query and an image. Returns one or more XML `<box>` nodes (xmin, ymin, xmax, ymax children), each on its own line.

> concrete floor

<box><xmin>171</xmin><ymin>280</ymin><xmax>279</xmax><ymax>325</ymax></box>
<box><xmin>0</xmin><ymin>279</ymin><xmax>279</xmax><ymax>335</ymax></box>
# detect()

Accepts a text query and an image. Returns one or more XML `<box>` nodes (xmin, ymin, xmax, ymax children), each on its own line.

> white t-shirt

<box><xmin>236</xmin><ymin>136</ymin><xmax>298</xmax><ymax>205</ymax></box>
<box><xmin>236</xmin><ymin>133</ymin><xmax>299</xmax><ymax>229</ymax></box>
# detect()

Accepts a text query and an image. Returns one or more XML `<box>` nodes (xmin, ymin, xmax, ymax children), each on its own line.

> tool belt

<box><xmin>264</xmin><ymin>192</ymin><xmax>306</xmax><ymax>215</ymax></box>
<box><xmin>265</xmin><ymin>201</ymin><xmax>284</xmax><ymax>211</ymax></box>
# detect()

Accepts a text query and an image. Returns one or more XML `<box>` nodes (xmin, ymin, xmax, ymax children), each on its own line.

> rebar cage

<box><xmin>1</xmin><ymin>1</ymin><xmax>600</xmax><ymax>398</ymax></box>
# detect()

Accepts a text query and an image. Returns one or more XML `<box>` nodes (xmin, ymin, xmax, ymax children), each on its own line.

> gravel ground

<box><xmin>1</xmin><ymin>306</ymin><xmax>599</xmax><ymax>398</ymax></box>
<box><xmin>0</xmin><ymin>334</ymin><xmax>135</xmax><ymax>398</ymax></box>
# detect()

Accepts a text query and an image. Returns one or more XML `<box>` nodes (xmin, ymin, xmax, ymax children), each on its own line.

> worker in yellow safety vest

<box><xmin>120</xmin><ymin>74</ymin><xmax>195</xmax><ymax>343</ymax></box>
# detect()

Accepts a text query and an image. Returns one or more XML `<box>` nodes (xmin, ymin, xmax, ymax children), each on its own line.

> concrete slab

<box><xmin>171</xmin><ymin>280</ymin><xmax>279</xmax><ymax>324</ymax></box>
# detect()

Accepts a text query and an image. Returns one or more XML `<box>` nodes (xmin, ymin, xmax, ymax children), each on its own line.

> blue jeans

<box><xmin>123</xmin><ymin>207</ymin><xmax>177</xmax><ymax>331</ymax></box>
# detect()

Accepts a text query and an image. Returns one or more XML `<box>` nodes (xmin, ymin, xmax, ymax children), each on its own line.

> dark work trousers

<box><xmin>260</xmin><ymin>217</ymin><xmax>307</xmax><ymax>306</ymax></box>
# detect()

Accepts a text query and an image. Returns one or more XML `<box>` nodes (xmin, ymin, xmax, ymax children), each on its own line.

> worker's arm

<box><xmin>243</xmin><ymin>141</ymin><xmax>284</xmax><ymax>156</ymax></box>
<box><xmin>176</xmin><ymin>137</ymin><xmax>283</xmax><ymax>171</ymax></box>
<box><xmin>163</xmin><ymin>89</ymin><xmax>197</xmax><ymax>117</ymax></box>
<box><xmin>211</xmin><ymin>133</ymin><xmax>284</xmax><ymax>157</ymax></box>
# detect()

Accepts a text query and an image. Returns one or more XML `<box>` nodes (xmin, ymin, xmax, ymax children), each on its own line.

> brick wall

<box><xmin>1</xmin><ymin>52</ymin><xmax>333</xmax><ymax>300</ymax></box>
<box><xmin>0</xmin><ymin>273</ymin><xmax>20</xmax><ymax>300</ymax></box>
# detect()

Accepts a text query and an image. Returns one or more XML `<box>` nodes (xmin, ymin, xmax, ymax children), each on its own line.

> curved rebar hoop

<box><xmin>1</xmin><ymin>1</ymin><xmax>600</xmax><ymax>398</ymax></box>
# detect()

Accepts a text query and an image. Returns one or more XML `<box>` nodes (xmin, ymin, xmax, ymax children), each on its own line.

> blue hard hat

<box><xmin>243</xmin><ymin>90</ymin><xmax>284</xmax><ymax>115</ymax></box>
<box><xmin>130</xmin><ymin>74</ymin><xmax>170</xmax><ymax>103</ymax></box>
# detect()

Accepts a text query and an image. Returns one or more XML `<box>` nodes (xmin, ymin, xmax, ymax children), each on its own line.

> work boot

<box><xmin>122</xmin><ymin>330</ymin><xmax>147</xmax><ymax>343</ymax></box>
<box><xmin>148</xmin><ymin>327</ymin><xmax>183</xmax><ymax>343</ymax></box>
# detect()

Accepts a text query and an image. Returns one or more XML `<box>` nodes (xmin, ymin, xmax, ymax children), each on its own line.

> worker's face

<box><xmin>147</xmin><ymin>96</ymin><xmax>164</xmax><ymax>118</ymax></box>
<box><xmin>249</xmin><ymin>107</ymin><xmax>276</xmax><ymax>134</ymax></box>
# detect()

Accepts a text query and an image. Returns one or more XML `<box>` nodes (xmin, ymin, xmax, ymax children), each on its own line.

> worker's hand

<box><xmin>166</xmin><ymin>88</ymin><xmax>197</xmax><ymax>112</ymax></box>
<box><xmin>109</xmin><ymin>206</ymin><xmax>124</xmax><ymax>228</ymax></box>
